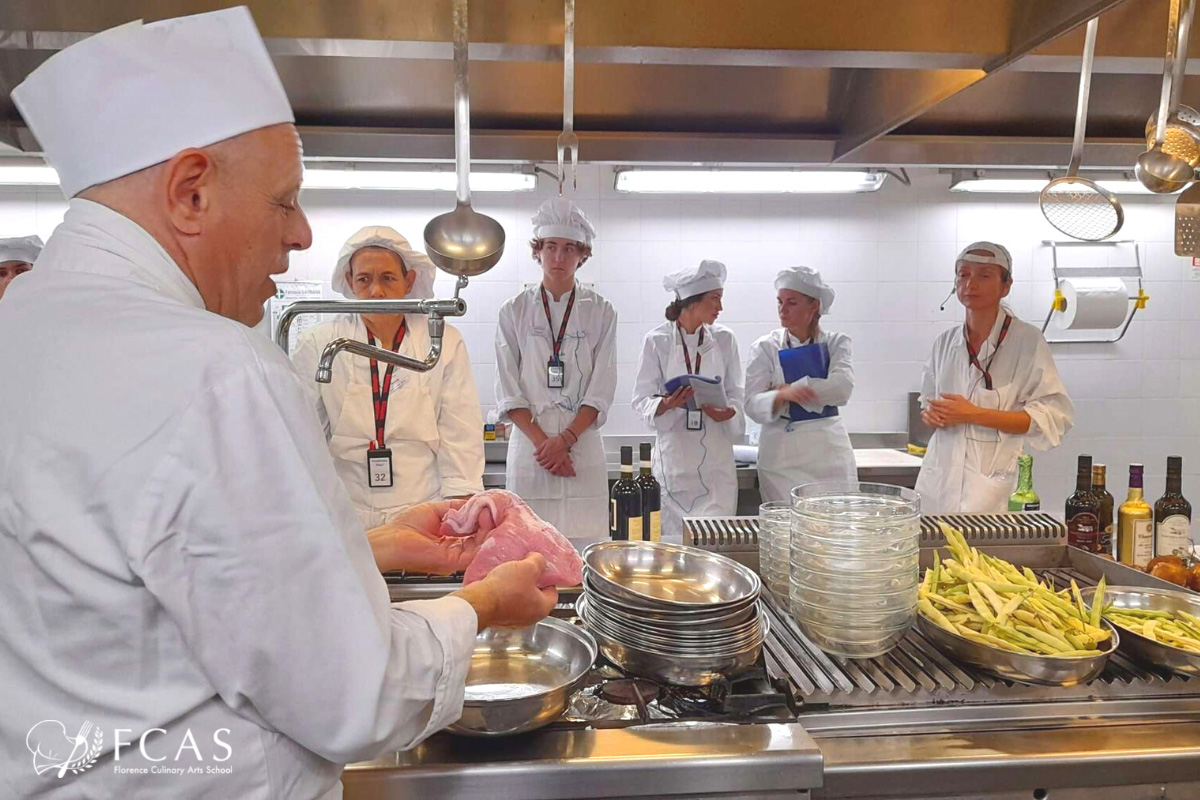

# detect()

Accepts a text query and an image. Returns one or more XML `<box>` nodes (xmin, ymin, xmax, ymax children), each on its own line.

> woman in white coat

<box><xmin>292</xmin><ymin>226</ymin><xmax>484</xmax><ymax>529</ymax></box>
<box><xmin>495</xmin><ymin>199</ymin><xmax>618</xmax><ymax>550</ymax></box>
<box><xmin>745</xmin><ymin>267</ymin><xmax>856</xmax><ymax>502</ymax></box>
<box><xmin>915</xmin><ymin>241</ymin><xmax>1074</xmax><ymax>514</ymax></box>
<box><xmin>632</xmin><ymin>260</ymin><xmax>745</xmax><ymax>543</ymax></box>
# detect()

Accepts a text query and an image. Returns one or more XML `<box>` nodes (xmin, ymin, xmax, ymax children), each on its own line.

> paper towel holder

<box><xmin>1039</xmin><ymin>239</ymin><xmax>1146</xmax><ymax>344</ymax></box>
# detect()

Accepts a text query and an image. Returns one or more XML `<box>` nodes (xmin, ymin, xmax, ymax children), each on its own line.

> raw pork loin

<box><xmin>440</xmin><ymin>490</ymin><xmax>584</xmax><ymax>588</ymax></box>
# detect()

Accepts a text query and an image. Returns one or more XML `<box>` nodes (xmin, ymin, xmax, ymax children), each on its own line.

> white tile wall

<box><xmin>3</xmin><ymin>168</ymin><xmax>1198</xmax><ymax>513</ymax></box>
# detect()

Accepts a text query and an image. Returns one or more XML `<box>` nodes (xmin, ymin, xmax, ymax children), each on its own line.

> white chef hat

<box><xmin>332</xmin><ymin>226</ymin><xmax>437</xmax><ymax>300</ymax></box>
<box><xmin>532</xmin><ymin>199</ymin><xmax>597</xmax><ymax>246</ymax></box>
<box><xmin>0</xmin><ymin>235</ymin><xmax>44</xmax><ymax>265</ymax></box>
<box><xmin>956</xmin><ymin>241</ymin><xmax>1013</xmax><ymax>279</ymax></box>
<box><xmin>775</xmin><ymin>266</ymin><xmax>835</xmax><ymax>314</ymax></box>
<box><xmin>663</xmin><ymin>259</ymin><xmax>727</xmax><ymax>300</ymax></box>
<box><xmin>11</xmin><ymin>7</ymin><xmax>294</xmax><ymax>198</ymax></box>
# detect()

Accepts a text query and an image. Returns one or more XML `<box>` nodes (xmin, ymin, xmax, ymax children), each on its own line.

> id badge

<box><xmin>547</xmin><ymin>360</ymin><xmax>565</xmax><ymax>389</ymax></box>
<box><xmin>367</xmin><ymin>447</ymin><xmax>394</xmax><ymax>488</ymax></box>
<box><xmin>686</xmin><ymin>408</ymin><xmax>703</xmax><ymax>431</ymax></box>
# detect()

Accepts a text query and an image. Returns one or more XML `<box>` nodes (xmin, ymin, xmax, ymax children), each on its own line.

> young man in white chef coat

<box><xmin>0</xmin><ymin>235</ymin><xmax>42</xmax><ymax>301</ymax></box>
<box><xmin>0</xmin><ymin>9</ymin><xmax>554</xmax><ymax>799</ymax></box>
<box><xmin>292</xmin><ymin>226</ymin><xmax>484</xmax><ymax>528</ymax></box>
<box><xmin>494</xmin><ymin>199</ymin><xmax>618</xmax><ymax>550</ymax></box>
<box><xmin>915</xmin><ymin>242</ymin><xmax>1074</xmax><ymax>514</ymax></box>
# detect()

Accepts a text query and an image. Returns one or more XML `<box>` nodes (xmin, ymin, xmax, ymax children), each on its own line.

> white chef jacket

<box><xmin>744</xmin><ymin>329</ymin><xmax>857</xmax><ymax>502</ymax></box>
<box><xmin>0</xmin><ymin>200</ymin><xmax>477</xmax><ymax>800</ymax></box>
<box><xmin>291</xmin><ymin>314</ymin><xmax>484</xmax><ymax>529</ymax></box>
<box><xmin>915</xmin><ymin>309</ymin><xmax>1074</xmax><ymax>515</ymax></box>
<box><xmin>631</xmin><ymin>322</ymin><xmax>745</xmax><ymax>543</ymax></box>
<box><xmin>494</xmin><ymin>283</ymin><xmax>618</xmax><ymax>548</ymax></box>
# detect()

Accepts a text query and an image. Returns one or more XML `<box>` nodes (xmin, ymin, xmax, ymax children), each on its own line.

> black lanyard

<box><xmin>679</xmin><ymin>325</ymin><xmax>705</xmax><ymax>375</ymax></box>
<box><xmin>366</xmin><ymin>322</ymin><xmax>408</xmax><ymax>450</ymax></box>
<box><xmin>964</xmin><ymin>314</ymin><xmax>1012</xmax><ymax>391</ymax></box>
<box><xmin>540</xmin><ymin>286</ymin><xmax>577</xmax><ymax>365</ymax></box>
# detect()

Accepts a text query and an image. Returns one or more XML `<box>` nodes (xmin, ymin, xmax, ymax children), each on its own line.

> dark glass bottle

<box><xmin>1065</xmin><ymin>455</ymin><xmax>1101</xmax><ymax>552</ymax></box>
<box><xmin>609</xmin><ymin>446</ymin><xmax>641</xmax><ymax>541</ymax></box>
<box><xmin>1155</xmin><ymin>456</ymin><xmax>1193</xmax><ymax>559</ymax></box>
<box><xmin>1092</xmin><ymin>464</ymin><xmax>1115</xmax><ymax>558</ymax></box>
<box><xmin>634</xmin><ymin>442</ymin><xmax>661</xmax><ymax>543</ymax></box>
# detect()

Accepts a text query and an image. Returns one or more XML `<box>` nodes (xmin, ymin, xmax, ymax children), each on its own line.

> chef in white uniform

<box><xmin>0</xmin><ymin>234</ymin><xmax>42</xmax><ymax>301</ymax></box>
<box><xmin>915</xmin><ymin>242</ymin><xmax>1074</xmax><ymax>514</ymax></box>
<box><xmin>0</xmin><ymin>10</ymin><xmax>554</xmax><ymax>800</ymax></box>
<box><xmin>745</xmin><ymin>267</ymin><xmax>856</xmax><ymax>502</ymax></box>
<box><xmin>632</xmin><ymin>260</ymin><xmax>745</xmax><ymax>543</ymax></box>
<box><xmin>495</xmin><ymin>199</ymin><xmax>617</xmax><ymax>549</ymax></box>
<box><xmin>292</xmin><ymin>226</ymin><xmax>484</xmax><ymax>528</ymax></box>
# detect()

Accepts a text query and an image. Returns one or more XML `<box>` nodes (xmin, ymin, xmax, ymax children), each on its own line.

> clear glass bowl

<box><xmin>796</xmin><ymin>618</ymin><xmax>911</xmax><ymax>659</ymax></box>
<box><xmin>793</xmin><ymin>581</ymin><xmax>919</xmax><ymax>612</ymax></box>
<box><xmin>790</xmin><ymin>598</ymin><xmax>916</xmax><ymax>630</ymax></box>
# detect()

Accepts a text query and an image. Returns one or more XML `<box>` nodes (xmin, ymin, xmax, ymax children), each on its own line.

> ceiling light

<box><xmin>949</xmin><ymin>175</ymin><xmax>1162</xmax><ymax>195</ymax></box>
<box><xmin>301</xmin><ymin>167</ymin><xmax>535</xmax><ymax>192</ymax></box>
<box><xmin>614</xmin><ymin>169</ymin><xmax>887</xmax><ymax>194</ymax></box>
<box><xmin>0</xmin><ymin>164</ymin><xmax>60</xmax><ymax>186</ymax></box>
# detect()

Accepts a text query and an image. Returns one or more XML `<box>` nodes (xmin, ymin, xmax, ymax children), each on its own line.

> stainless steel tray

<box><xmin>1084</xmin><ymin>584</ymin><xmax>1200</xmax><ymax>678</ymax></box>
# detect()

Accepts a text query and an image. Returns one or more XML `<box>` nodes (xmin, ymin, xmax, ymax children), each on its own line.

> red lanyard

<box><xmin>679</xmin><ymin>325</ymin><xmax>705</xmax><ymax>375</ymax></box>
<box><xmin>964</xmin><ymin>314</ymin><xmax>1011</xmax><ymax>391</ymax></box>
<box><xmin>366</xmin><ymin>322</ymin><xmax>407</xmax><ymax>449</ymax></box>
<box><xmin>540</xmin><ymin>286</ymin><xmax>577</xmax><ymax>365</ymax></box>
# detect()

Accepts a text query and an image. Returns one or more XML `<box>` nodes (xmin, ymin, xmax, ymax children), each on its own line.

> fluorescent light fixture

<box><xmin>949</xmin><ymin>175</ymin><xmax>1160</xmax><ymax>195</ymax></box>
<box><xmin>302</xmin><ymin>167</ymin><xmax>535</xmax><ymax>192</ymax></box>
<box><xmin>0</xmin><ymin>164</ymin><xmax>60</xmax><ymax>186</ymax></box>
<box><xmin>615</xmin><ymin>169</ymin><xmax>887</xmax><ymax>194</ymax></box>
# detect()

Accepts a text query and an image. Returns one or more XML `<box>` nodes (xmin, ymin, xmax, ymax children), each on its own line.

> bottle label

<box><xmin>1099</xmin><ymin>522</ymin><xmax>1113</xmax><ymax>556</ymax></box>
<box><xmin>629</xmin><ymin>517</ymin><xmax>643</xmax><ymax>542</ymax></box>
<box><xmin>610</xmin><ymin>499</ymin><xmax>617</xmax><ymax>537</ymax></box>
<box><xmin>1134</xmin><ymin>520</ymin><xmax>1155</xmax><ymax>568</ymax></box>
<box><xmin>646</xmin><ymin>511</ymin><xmax>661</xmax><ymax>542</ymax></box>
<box><xmin>1067</xmin><ymin>512</ymin><xmax>1099</xmax><ymax>551</ymax></box>
<box><xmin>1157</xmin><ymin>515</ymin><xmax>1192</xmax><ymax>558</ymax></box>
<box><xmin>1024</xmin><ymin>501</ymin><xmax>1041</xmax><ymax>512</ymax></box>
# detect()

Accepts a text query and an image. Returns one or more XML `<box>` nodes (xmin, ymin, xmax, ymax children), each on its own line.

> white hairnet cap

<box><xmin>663</xmin><ymin>259</ymin><xmax>727</xmax><ymax>299</ymax></box>
<box><xmin>0</xmin><ymin>235</ymin><xmax>44</xmax><ymax>265</ymax></box>
<box><xmin>532</xmin><ymin>199</ymin><xmax>597</xmax><ymax>246</ymax></box>
<box><xmin>12</xmin><ymin>7</ymin><xmax>294</xmax><ymax>198</ymax></box>
<box><xmin>332</xmin><ymin>226</ymin><xmax>437</xmax><ymax>300</ymax></box>
<box><xmin>775</xmin><ymin>266</ymin><xmax>834</xmax><ymax>314</ymax></box>
<box><xmin>956</xmin><ymin>241</ymin><xmax>1012</xmax><ymax>276</ymax></box>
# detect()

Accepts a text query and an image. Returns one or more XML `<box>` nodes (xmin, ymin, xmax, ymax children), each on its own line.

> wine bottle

<box><xmin>635</xmin><ymin>442</ymin><xmax>661</xmax><ymax>543</ymax></box>
<box><xmin>1117</xmin><ymin>464</ymin><xmax>1154</xmax><ymax>569</ymax></box>
<box><xmin>1155</xmin><ymin>455</ymin><xmax>1192</xmax><ymax>559</ymax></box>
<box><xmin>1007</xmin><ymin>454</ymin><xmax>1041</xmax><ymax>512</ymax></box>
<box><xmin>1092</xmin><ymin>464</ymin><xmax>1115</xmax><ymax>558</ymax></box>
<box><xmin>1065</xmin><ymin>455</ymin><xmax>1101</xmax><ymax>552</ymax></box>
<box><xmin>609</xmin><ymin>446</ymin><xmax>641</xmax><ymax>541</ymax></box>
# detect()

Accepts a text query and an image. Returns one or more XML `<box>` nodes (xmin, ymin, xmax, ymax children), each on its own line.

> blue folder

<box><xmin>778</xmin><ymin>343</ymin><xmax>838</xmax><ymax>423</ymax></box>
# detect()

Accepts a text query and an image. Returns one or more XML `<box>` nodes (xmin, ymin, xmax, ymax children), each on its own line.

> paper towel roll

<box><xmin>1051</xmin><ymin>278</ymin><xmax>1129</xmax><ymax>330</ymax></box>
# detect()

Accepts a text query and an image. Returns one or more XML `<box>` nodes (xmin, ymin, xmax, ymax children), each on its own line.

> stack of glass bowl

<box><xmin>758</xmin><ymin>501</ymin><xmax>791</xmax><ymax>599</ymax></box>
<box><xmin>789</xmin><ymin>482</ymin><xmax>920</xmax><ymax>658</ymax></box>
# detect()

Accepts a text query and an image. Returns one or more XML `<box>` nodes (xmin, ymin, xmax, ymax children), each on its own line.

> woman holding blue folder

<box><xmin>745</xmin><ymin>267</ymin><xmax>857</xmax><ymax>502</ymax></box>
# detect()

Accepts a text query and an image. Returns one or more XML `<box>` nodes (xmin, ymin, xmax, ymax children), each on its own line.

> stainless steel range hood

<box><xmin>0</xmin><ymin>0</ymin><xmax>1195</xmax><ymax>168</ymax></box>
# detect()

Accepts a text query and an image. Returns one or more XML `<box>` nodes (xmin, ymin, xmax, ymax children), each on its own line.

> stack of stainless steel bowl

<box><xmin>578</xmin><ymin>541</ymin><xmax>766</xmax><ymax>686</ymax></box>
<box><xmin>758</xmin><ymin>501</ymin><xmax>791</xmax><ymax>599</ymax></box>
<box><xmin>789</xmin><ymin>482</ymin><xmax>920</xmax><ymax>658</ymax></box>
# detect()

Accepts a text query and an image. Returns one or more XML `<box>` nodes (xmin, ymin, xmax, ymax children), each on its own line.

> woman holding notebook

<box><xmin>632</xmin><ymin>260</ymin><xmax>745</xmax><ymax>543</ymax></box>
<box><xmin>745</xmin><ymin>267</ymin><xmax>857</xmax><ymax>503</ymax></box>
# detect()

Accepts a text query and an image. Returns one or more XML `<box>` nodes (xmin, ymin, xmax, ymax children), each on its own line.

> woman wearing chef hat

<box><xmin>745</xmin><ymin>267</ymin><xmax>856</xmax><ymax>501</ymax></box>
<box><xmin>915</xmin><ymin>241</ymin><xmax>1074</xmax><ymax>514</ymax></box>
<box><xmin>292</xmin><ymin>225</ymin><xmax>484</xmax><ymax>528</ymax></box>
<box><xmin>632</xmin><ymin>260</ymin><xmax>745</xmax><ymax>543</ymax></box>
<box><xmin>494</xmin><ymin>199</ymin><xmax>618</xmax><ymax>549</ymax></box>
<box><xmin>0</xmin><ymin>235</ymin><xmax>43</xmax><ymax>301</ymax></box>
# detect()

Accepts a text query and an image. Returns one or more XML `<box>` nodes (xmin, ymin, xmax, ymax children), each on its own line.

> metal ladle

<box><xmin>1137</xmin><ymin>0</ymin><xmax>1197</xmax><ymax>193</ymax></box>
<box><xmin>423</xmin><ymin>0</ymin><xmax>505</xmax><ymax>276</ymax></box>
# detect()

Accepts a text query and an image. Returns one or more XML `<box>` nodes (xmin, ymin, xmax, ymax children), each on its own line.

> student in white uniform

<box><xmin>494</xmin><ymin>199</ymin><xmax>618</xmax><ymax>549</ymax></box>
<box><xmin>915</xmin><ymin>241</ymin><xmax>1074</xmax><ymax>514</ymax></box>
<box><xmin>0</xmin><ymin>235</ymin><xmax>42</xmax><ymax>301</ymax></box>
<box><xmin>745</xmin><ymin>267</ymin><xmax>856</xmax><ymax>502</ymax></box>
<box><xmin>0</xmin><ymin>11</ymin><xmax>554</xmax><ymax>799</ymax></box>
<box><xmin>292</xmin><ymin>226</ymin><xmax>484</xmax><ymax>528</ymax></box>
<box><xmin>632</xmin><ymin>260</ymin><xmax>745</xmax><ymax>543</ymax></box>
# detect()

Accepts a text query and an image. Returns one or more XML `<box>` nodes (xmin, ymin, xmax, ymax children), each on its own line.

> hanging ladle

<box><xmin>1137</xmin><ymin>0</ymin><xmax>1197</xmax><ymax>193</ymax></box>
<box><xmin>424</xmin><ymin>0</ymin><xmax>506</xmax><ymax>276</ymax></box>
<box><xmin>556</xmin><ymin>0</ymin><xmax>579</xmax><ymax>195</ymax></box>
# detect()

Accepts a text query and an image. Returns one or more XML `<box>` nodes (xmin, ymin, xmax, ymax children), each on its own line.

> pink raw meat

<box><xmin>439</xmin><ymin>490</ymin><xmax>583</xmax><ymax>588</ymax></box>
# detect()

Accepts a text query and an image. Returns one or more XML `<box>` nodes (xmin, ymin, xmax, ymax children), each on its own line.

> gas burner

<box><xmin>599</xmin><ymin>678</ymin><xmax>660</xmax><ymax>706</ymax></box>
